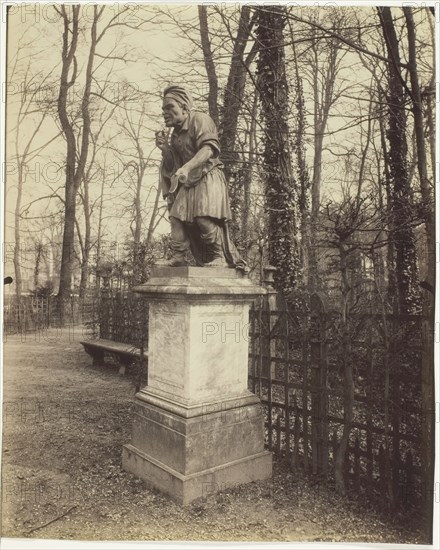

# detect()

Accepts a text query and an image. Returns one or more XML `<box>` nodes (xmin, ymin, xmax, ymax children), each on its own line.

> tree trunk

<box><xmin>334</xmin><ymin>243</ymin><xmax>354</xmax><ymax>495</ymax></box>
<box><xmin>95</xmin><ymin>174</ymin><xmax>106</xmax><ymax>281</ymax></box>
<box><xmin>403</xmin><ymin>7</ymin><xmax>435</xmax><ymax>540</ymax></box>
<box><xmin>79</xmin><ymin>169</ymin><xmax>92</xmax><ymax>300</ymax></box>
<box><xmin>146</xmin><ymin>174</ymin><xmax>163</xmax><ymax>248</ymax></box>
<box><xmin>308</xmin><ymin>26</ymin><xmax>341</xmax><ymax>291</ymax></box>
<box><xmin>33</xmin><ymin>243</ymin><xmax>43</xmax><ymax>289</ymax></box>
<box><xmin>289</xmin><ymin>21</ymin><xmax>310</xmax><ymax>287</ymax></box>
<box><xmin>378</xmin><ymin>7</ymin><xmax>420</xmax><ymax>315</ymax></box>
<box><xmin>240</xmin><ymin>89</ymin><xmax>257</xmax><ymax>254</ymax></box>
<box><xmin>134</xmin><ymin>163</ymin><xmax>146</xmax><ymax>245</ymax></box>
<box><xmin>219</xmin><ymin>6</ymin><xmax>254</xmax><ymax>181</ymax></box>
<box><xmin>377</xmin><ymin>86</ymin><xmax>397</xmax><ymax>306</ymax></box>
<box><xmin>373</xmin><ymin>142</ymin><xmax>387</xmax><ymax>292</ymax></box>
<box><xmin>13</xmin><ymin>164</ymin><xmax>23</xmax><ymax>298</ymax></box>
<box><xmin>58</xmin><ymin>5</ymin><xmax>98</xmax><ymax>308</ymax></box>
<box><xmin>198</xmin><ymin>6</ymin><xmax>219</xmax><ymax>126</ymax></box>
<box><xmin>219</xmin><ymin>6</ymin><xmax>256</xmax><ymax>238</ymax></box>
<box><xmin>57</xmin><ymin>5</ymin><xmax>80</xmax><ymax>303</ymax></box>
<box><xmin>256</xmin><ymin>6</ymin><xmax>300</xmax><ymax>294</ymax></box>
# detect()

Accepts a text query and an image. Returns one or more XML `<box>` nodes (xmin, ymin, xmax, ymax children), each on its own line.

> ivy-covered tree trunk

<box><xmin>256</xmin><ymin>6</ymin><xmax>300</xmax><ymax>294</ymax></box>
<box><xmin>378</xmin><ymin>7</ymin><xmax>420</xmax><ymax>315</ymax></box>
<box><xmin>240</xmin><ymin>89</ymin><xmax>258</xmax><ymax>255</ymax></box>
<box><xmin>290</xmin><ymin>24</ymin><xmax>310</xmax><ymax>287</ymax></box>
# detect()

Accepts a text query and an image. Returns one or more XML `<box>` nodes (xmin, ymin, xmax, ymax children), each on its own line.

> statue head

<box><xmin>162</xmin><ymin>85</ymin><xmax>192</xmax><ymax>127</ymax></box>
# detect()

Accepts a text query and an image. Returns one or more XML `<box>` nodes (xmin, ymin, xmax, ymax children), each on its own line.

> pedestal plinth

<box><xmin>122</xmin><ymin>267</ymin><xmax>272</xmax><ymax>504</ymax></box>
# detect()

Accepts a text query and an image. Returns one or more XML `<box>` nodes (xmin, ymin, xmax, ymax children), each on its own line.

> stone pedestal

<box><xmin>122</xmin><ymin>267</ymin><xmax>272</xmax><ymax>504</ymax></box>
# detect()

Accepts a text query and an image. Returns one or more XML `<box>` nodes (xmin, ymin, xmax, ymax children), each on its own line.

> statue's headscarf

<box><xmin>163</xmin><ymin>85</ymin><xmax>193</xmax><ymax>111</ymax></box>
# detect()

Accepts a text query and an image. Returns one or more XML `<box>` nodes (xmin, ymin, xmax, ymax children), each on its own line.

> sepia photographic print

<box><xmin>1</xmin><ymin>1</ymin><xmax>438</xmax><ymax>548</ymax></box>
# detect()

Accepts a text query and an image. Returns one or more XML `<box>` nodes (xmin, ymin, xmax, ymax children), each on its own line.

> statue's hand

<box><xmin>174</xmin><ymin>166</ymin><xmax>190</xmax><ymax>186</ymax></box>
<box><xmin>155</xmin><ymin>130</ymin><xmax>168</xmax><ymax>150</ymax></box>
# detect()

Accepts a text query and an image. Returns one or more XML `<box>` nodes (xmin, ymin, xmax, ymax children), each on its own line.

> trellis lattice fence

<box><xmin>3</xmin><ymin>292</ymin><xmax>98</xmax><ymax>334</ymax></box>
<box><xmin>248</xmin><ymin>292</ymin><xmax>423</xmax><ymax>510</ymax></box>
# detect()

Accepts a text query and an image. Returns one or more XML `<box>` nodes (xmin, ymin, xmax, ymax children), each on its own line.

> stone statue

<box><xmin>155</xmin><ymin>85</ymin><xmax>246</xmax><ymax>270</ymax></box>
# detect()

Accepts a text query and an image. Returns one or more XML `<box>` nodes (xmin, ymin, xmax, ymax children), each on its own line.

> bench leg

<box><xmin>118</xmin><ymin>354</ymin><xmax>133</xmax><ymax>375</ymax></box>
<box><xmin>84</xmin><ymin>347</ymin><xmax>105</xmax><ymax>367</ymax></box>
<box><xmin>93</xmin><ymin>351</ymin><xmax>105</xmax><ymax>367</ymax></box>
<box><xmin>118</xmin><ymin>356</ymin><xmax>136</xmax><ymax>375</ymax></box>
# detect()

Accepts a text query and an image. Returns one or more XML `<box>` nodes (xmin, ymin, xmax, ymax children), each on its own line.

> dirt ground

<box><xmin>1</xmin><ymin>327</ymin><xmax>427</xmax><ymax>543</ymax></box>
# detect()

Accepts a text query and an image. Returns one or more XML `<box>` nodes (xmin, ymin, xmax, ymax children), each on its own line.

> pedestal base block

<box><xmin>122</xmin><ymin>396</ymin><xmax>272</xmax><ymax>504</ymax></box>
<box><xmin>122</xmin><ymin>445</ymin><xmax>272</xmax><ymax>505</ymax></box>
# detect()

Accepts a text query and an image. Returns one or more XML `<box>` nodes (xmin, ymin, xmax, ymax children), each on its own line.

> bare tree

<box><xmin>7</xmin><ymin>42</ymin><xmax>61</xmax><ymax>298</ymax></box>
<box><xmin>56</xmin><ymin>4</ymin><xmax>91</xmax><ymax>306</ymax></box>
<box><xmin>56</xmin><ymin>5</ymin><xmax>150</xmax><ymax>308</ymax></box>
<box><xmin>295</xmin><ymin>10</ymin><xmax>350</xmax><ymax>290</ymax></box>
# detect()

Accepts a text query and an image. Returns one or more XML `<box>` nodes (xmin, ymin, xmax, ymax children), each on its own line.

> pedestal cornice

<box><xmin>132</xmin><ymin>266</ymin><xmax>266</xmax><ymax>300</ymax></box>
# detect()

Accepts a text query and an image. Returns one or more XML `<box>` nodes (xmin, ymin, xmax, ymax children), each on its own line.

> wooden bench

<box><xmin>80</xmin><ymin>339</ymin><xmax>148</xmax><ymax>375</ymax></box>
